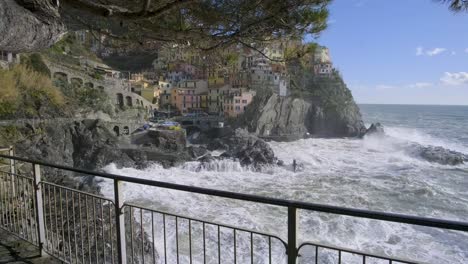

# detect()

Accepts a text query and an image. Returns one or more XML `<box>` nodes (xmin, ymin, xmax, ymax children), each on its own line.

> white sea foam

<box><xmin>98</xmin><ymin>127</ymin><xmax>468</xmax><ymax>263</ymax></box>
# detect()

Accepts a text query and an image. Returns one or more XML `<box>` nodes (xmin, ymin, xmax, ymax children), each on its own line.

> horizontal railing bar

<box><xmin>124</xmin><ymin>203</ymin><xmax>288</xmax><ymax>245</ymax></box>
<box><xmin>0</xmin><ymin>226</ymin><xmax>39</xmax><ymax>247</ymax></box>
<box><xmin>298</xmin><ymin>242</ymin><xmax>417</xmax><ymax>264</ymax></box>
<box><xmin>1</xmin><ymin>153</ymin><xmax>468</xmax><ymax>233</ymax></box>
<box><xmin>42</xmin><ymin>181</ymin><xmax>115</xmax><ymax>204</ymax></box>
<box><xmin>0</xmin><ymin>170</ymin><xmax>33</xmax><ymax>180</ymax></box>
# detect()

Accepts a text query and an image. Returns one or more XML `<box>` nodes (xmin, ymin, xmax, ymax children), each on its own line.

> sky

<box><xmin>312</xmin><ymin>0</ymin><xmax>468</xmax><ymax>105</ymax></box>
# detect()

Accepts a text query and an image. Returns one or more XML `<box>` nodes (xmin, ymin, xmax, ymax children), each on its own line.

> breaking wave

<box><xmin>97</xmin><ymin>123</ymin><xmax>468</xmax><ymax>263</ymax></box>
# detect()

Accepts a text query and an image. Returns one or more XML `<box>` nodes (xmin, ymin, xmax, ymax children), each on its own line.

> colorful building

<box><xmin>223</xmin><ymin>89</ymin><xmax>255</xmax><ymax>117</ymax></box>
<box><xmin>312</xmin><ymin>46</ymin><xmax>333</xmax><ymax>76</ymax></box>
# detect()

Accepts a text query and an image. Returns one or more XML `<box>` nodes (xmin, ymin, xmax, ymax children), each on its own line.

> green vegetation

<box><xmin>0</xmin><ymin>125</ymin><xmax>20</xmax><ymax>146</ymax></box>
<box><xmin>57</xmin><ymin>0</ymin><xmax>330</xmax><ymax>52</ymax></box>
<box><xmin>53</xmin><ymin>79</ymin><xmax>114</xmax><ymax>116</ymax></box>
<box><xmin>0</xmin><ymin>65</ymin><xmax>66</xmax><ymax>119</ymax></box>
<box><xmin>288</xmin><ymin>54</ymin><xmax>355</xmax><ymax>113</ymax></box>
<box><xmin>42</xmin><ymin>34</ymin><xmax>102</xmax><ymax>67</ymax></box>
<box><xmin>20</xmin><ymin>53</ymin><xmax>51</xmax><ymax>76</ymax></box>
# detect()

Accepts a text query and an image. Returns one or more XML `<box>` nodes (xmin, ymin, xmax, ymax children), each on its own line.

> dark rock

<box><xmin>0</xmin><ymin>0</ymin><xmax>65</xmax><ymax>52</ymax></box>
<box><xmin>198</xmin><ymin>154</ymin><xmax>215</xmax><ymax>163</ymax></box>
<box><xmin>149</xmin><ymin>129</ymin><xmax>186</xmax><ymax>151</ymax></box>
<box><xmin>364</xmin><ymin>123</ymin><xmax>385</xmax><ymax>137</ymax></box>
<box><xmin>207</xmin><ymin>138</ymin><xmax>229</xmax><ymax>151</ymax></box>
<box><xmin>277</xmin><ymin>160</ymin><xmax>285</xmax><ymax>166</ymax></box>
<box><xmin>214</xmin><ymin>128</ymin><xmax>277</xmax><ymax>167</ymax></box>
<box><xmin>132</xmin><ymin>129</ymin><xmax>186</xmax><ymax>152</ymax></box>
<box><xmin>415</xmin><ymin>145</ymin><xmax>467</xmax><ymax>165</ymax></box>
<box><xmin>187</xmin><ymin>145</ymin><xmax>208</xmax><ymax>159</ymax></box>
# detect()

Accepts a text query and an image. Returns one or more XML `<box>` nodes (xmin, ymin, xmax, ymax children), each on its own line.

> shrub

<box><xmin>20</xmin><ymin>53</ymin><xmax>51</xmax><ymax>76</ymax></box>
<box><xmin>0</xmin><ymin>65</ymin><xmax>66</xmax><ymax>118</ymax></box>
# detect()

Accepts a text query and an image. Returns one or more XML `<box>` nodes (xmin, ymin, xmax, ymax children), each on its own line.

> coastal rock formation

<box><xmin>187</xmin><ymin>145</ymin><xmax>208</xmax><ymax>159</ymax></box>
<box><xmin>8</xmin><ymin>119</ymin><xmax>196</xmax><ymax>174</ymax></box>
<box><xmin>364</xmin><ymin>123</ymin><xmax>385</xmax><ymax>137</ymax></box>
<box><xmin>413</xmin><ymin>145</ymin><xmax>467</xmax><ymax>166</ymax></box>
<box><xmin>234</xmin><ymin>73</ymin><xmax>366</xmax><ymax>139</ymax></box>
<box><xmin>132</xmin><ymin>129</ymin><xmax>187</xmax><ymax>152</ymax></box>
<box><xmin>206</xmin><ymin>128</ymin><xmax>276</xmax><ymax>167</ymax></box>
<box><xmin>360</xmin><ymin>125</ymin><xmax>466</xmax><ymax>166</ymax></box>
<box><xmin>12</xmin><ymin>120</ymin><xmax>134</xmax><ymax>177</ymax></box>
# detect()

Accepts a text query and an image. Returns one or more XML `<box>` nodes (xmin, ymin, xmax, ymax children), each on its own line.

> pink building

<box><xmin>172</xmin><ymin>88</ymin><xmax>208</xmax><ymax>113</ymax></box>
<box><xmin>223</xmin><ymin>90</ymin><xmax>255</xmax><ymax>117</ymax></box>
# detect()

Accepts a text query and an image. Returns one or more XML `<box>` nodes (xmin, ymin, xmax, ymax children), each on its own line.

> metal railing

<box><xmin>0</xmin><ymin>149</ymin><xmax>467</xmax><ymax>264</ymax></box>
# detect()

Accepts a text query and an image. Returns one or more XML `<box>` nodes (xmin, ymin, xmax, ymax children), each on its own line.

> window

<box><xmin>243</xmin><ymin>106</ymin><xmax>247</xmax><ymax>111</ymax></box>
<box><xmin>242</xmin><ymin>100</ymin><xmax>247</xmax><ymax>104</ymax></box>
<box><xmin>235</xmin><ymin>99</ymin><xmax>240</xmax><ymax>103</ymax></box>
<box><xmin>235</xmin><ymin>106</ymin><xmax>241</xmax><ymax>111</ymax></box>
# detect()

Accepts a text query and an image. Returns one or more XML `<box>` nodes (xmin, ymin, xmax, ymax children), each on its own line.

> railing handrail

<box><xmin>1</xmin><ymin>153</ymin><xmax>467</xmax><ymax>233</ymax></box>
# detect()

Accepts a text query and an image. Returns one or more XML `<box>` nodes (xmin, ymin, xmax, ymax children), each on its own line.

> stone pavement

<box><xmin>0</xmin><ymin>229</ymin><xmax>60</xmax><ymax>264</ymax></box>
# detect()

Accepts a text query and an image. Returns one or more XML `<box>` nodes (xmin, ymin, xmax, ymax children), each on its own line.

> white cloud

<box><xmin>376</xmin><ymin>84</ymin><xmax>396</xmax><ymax>90</ymax></box>
<box><xmin>451</xmin><ymin>51</ymin><xmax>457</xmax><ymax>56</ymax></box>
<box><xmin>426</xmin><ymin>48</ymin><xmax>446</xmax><ymax>56</ymax></box>
<box><xmin>416</xmin><ymin>46</ymin><xmax>424</xmax><ymax>56</ymax></box>
<box><xmin>440</xmin><ymin>72</ymin><xmax>468</xmax><ymax>86</ymax></box>
<box><xmin>415</xmin><ymin>47</ymin><xmax>448</xmax><ymax>56</ymax></box>
<box><xmin>465</xmin><ymin>48</ymin><xmax>468</xmax><ymax>53</ymax></box>
<box><xmin>407</xmin><ymin>82</ymin><xmax>433</xmax><ymax>89</ymax></box>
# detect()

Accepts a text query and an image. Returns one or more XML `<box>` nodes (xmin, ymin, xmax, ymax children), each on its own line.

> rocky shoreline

<box><xmin>364</xmin><ymin>122</ymin><xmax>468</xmax><ymax>166</ymax></box>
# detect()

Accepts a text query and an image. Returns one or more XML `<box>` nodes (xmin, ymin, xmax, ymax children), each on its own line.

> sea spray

<box><xmin>99</xmin><ymin>114</ymin><xmax>468</xmax><ymax>263</ymax></box>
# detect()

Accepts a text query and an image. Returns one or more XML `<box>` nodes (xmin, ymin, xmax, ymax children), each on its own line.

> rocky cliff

<box><xmin>234</xmin><ymin>71</ymin><xmax>366</xmax><ymax>139</ymax></box>
<box><xmin>5</xmin><ymin>119</ymin><xmax>196</xmax><ymax>174</ymax></box>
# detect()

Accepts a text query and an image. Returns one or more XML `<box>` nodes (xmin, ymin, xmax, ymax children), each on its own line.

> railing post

<box><xmin>32</xmin><ymin>163</ymin><xmax>46</xmax><ymax>256</ymax></box>
<box><xmin>288</xmin><ymin>206</ymin><xmax>298</xmax><ymax>264</ymax></box>
<box><xmin>114</xmin><ymin>179</ymin><xmax>127</xmax><ymax>264</ymax></box>
<box><xmin>9</xmin><ymin>146</ymin><xmax>16</xmax><ymax>196</ymax></box>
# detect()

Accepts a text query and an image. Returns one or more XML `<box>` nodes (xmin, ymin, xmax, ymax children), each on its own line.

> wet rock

<box><xmin>215</xmin><ymin>128</ymin><xmax>277</xmax><ymax>167</ymax></box>
<box><xmin>415</xmin><ymin>145</ymin><xmax>467</xmax><ymax>165</ymax></box>
<box><xmin>207</xmin><ymin>138</ymin><xmax>229</xmax><ymax>151</ymax></box>
<box><xmin>187</xmin><ymin>145</ymin><xmax>208</xmax><ymax>159</ymax></box>
<box><xmin>364</xmin><ymin>122</ymin><xmax>385</xmax><ymax>137</ymax></box>
<box><xmin>197</xmin><ymin>153</ymin><xmax>215</xmax><ymax>163</ymax></box>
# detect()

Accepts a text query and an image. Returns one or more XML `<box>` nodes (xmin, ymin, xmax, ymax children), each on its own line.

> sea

<box><xmin>100</xmin><ymin>104</ymin><xmax>468</xmax><ymax>264</ymax></box>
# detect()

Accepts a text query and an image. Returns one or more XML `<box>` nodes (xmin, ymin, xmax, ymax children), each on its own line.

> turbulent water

<box><xmin>100</xmin><ymin>104</ymin><xmax>468</xmax><ymax>264</ymax></box>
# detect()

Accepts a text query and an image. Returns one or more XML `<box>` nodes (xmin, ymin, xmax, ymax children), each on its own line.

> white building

<box><xmin>312</xmin><ymin>46</ymin><xmax>333</xmax><ymax>76</ymax></box>
<box><xmin>0</xmin><ymin>51</ymin><xmax>20</xmax><ymax>68</ymax></box>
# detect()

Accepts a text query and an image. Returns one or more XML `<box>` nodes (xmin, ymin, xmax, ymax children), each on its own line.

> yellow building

<box><xmin>208</xmin><ymin>67</ymin><xmax>227</xmax><ymax>88</ymax></box>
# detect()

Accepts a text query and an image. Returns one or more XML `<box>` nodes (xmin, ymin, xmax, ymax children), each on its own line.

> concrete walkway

<box><xmin>0</xmin><ymin>229</ymin><xmax>60</xmax><ymax>264</ymax></box>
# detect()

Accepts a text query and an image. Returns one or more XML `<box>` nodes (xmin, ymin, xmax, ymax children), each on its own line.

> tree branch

<box><xmin>62</xmin><ymin>0</ymin><xmax>195</xmax><ymax>19</ymax></box>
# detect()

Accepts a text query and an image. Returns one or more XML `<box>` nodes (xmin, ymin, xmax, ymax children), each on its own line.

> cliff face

<box><xmin>0</xmin><ymin>0</ymin><xmax>65</xmax><ymax>52</ymax></box>
<box><xmin>234</xmin><ymin>71</ymin><xmax>366</xmax><ymax>139</ymax></box>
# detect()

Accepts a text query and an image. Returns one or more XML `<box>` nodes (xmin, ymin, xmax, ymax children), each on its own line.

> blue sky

<box><xmin>313</xmin><ymin>0</ymin><xmax>468</xmax><ymax>105</ymax></box>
